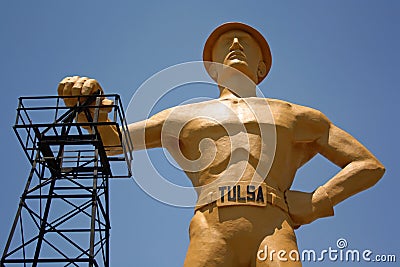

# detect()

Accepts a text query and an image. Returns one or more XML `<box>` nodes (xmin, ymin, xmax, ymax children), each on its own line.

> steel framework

<box><xmin>1</xmin><ymin>93</ymin><xmax>133</xmax><ymax>267</ymax></box>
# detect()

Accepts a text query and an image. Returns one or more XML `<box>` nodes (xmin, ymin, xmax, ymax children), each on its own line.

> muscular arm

<box><xmin>83</xmin><ymin>108</ymin><xmax>171</xmax><ymax>156</ymax></box>
<box><xmin>57</xmin><ymin>76</ymin><xmax>170</xmax><ymax>154</ymax></box>
<box><xmin>126</xmin><ymin>108</ymin><xmax>171</xmax><ymax>150</ymax></box>
<box><xmin>316</xmin><ymin>121</ymin><xmax>385</xmax><ymax>206</ymax></box>
<box><xmin>286</xmin><ymin>106</ymin><xmax>385</xmax><ymax>226</ymax></box>
<box><xmin>95</xmin><ymin>108</ymin><xmax>171</xmax><ymax>155</ymax></box>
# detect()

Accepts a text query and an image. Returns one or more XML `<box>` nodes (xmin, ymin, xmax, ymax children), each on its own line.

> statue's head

<box><xmin>203</xmin><ymin>22</ymin><xmax>272</xmax><ymax>85</ymax></box>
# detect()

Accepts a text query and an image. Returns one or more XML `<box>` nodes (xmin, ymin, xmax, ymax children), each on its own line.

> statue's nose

<box><xmin>229</xmin><ymin>37</ymin><xmax>244</xmax><ymax>51</ymax></box>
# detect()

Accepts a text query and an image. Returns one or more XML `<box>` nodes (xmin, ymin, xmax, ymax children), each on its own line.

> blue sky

<box><xmin>0</xmin><ymin>1</ymin><xmax>399</xmax><ymax>266</ymax></box>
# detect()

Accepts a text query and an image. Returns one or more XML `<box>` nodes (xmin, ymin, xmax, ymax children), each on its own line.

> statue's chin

<box><xmin>224</xmin><ymin>59</ymin><xmax>249</xmax><ymax>69</ymax></box>
<box><xmin>218</xmin><ymin>64</ymin><xmax>257</xmax><ymax>86</ymax></box>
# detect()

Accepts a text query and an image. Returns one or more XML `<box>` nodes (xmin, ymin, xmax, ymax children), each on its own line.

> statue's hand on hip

<box><xmin>285</xmin><ymin>186</ymin><xmax>334</xmax><ymax>228</ymax></box>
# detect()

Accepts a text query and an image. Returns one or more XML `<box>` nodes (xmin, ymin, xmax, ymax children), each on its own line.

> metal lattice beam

<box><xmin>1</xmin><ymin>94</ymin><xmax>132</xmax><ymax>267</ymax></box>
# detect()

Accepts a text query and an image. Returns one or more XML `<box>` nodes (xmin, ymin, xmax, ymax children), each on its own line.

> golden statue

<box><xmin>57</xmin><ymin>22</ymin><xmax>385</xmax><ymax>266</ymax></box>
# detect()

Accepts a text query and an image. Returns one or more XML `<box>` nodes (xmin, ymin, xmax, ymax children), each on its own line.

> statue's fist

<box><xmin>57</xmin><ymin>76</ymin><xmax>104</xmax><ymax>106</ymax></box>
<box><xmin>57</xmin><ymin>76</ymin><xmax>113</xmax><ymax>126</ymax></box>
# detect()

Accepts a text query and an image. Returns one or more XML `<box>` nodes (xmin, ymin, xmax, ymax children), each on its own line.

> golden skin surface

<box><xmin>57</xmin><ymin>24</ymin><xmax>385</xmax><ymax>266</ymax></box>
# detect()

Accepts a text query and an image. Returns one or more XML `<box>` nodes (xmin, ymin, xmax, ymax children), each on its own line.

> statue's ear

<box><xmin>257</xmin><ymin>61</ymin><xmax>267</xmax><ymax>80</ymax></box>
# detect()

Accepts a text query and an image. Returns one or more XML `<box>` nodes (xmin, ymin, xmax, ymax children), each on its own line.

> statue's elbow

<box><xmin>368</xmin><ymin>159</ymin><xmax>385</xmax><ymax>186</ymax></box>
<box><xmin>375</xmin><ymin>161</ymin><xmax>386</xmax><ymax>181</ymax></box>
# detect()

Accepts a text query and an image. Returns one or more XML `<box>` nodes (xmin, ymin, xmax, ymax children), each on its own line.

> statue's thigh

<box><xmin>183</xmin><ymin>228</ymin><xmax>236</xmax><ymax>267</ymax></box>
<box><xmin>183</xmin><ymin>211</ymin><xmax>238</xmax><ymax>267</ymax></box>
<box><xmin>255</xmin><ymin>221</ymin><xmax>302</xmax><ymax>267</ymax></box>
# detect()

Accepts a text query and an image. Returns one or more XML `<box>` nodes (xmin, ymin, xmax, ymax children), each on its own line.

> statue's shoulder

<box><xmin>265</xmin><ymin>98</ymin><xmax>295</xmax><ymax>108</ymax></box>
<box><xmin>158</xmin><ymin>99</ymin><xmax>220</xmax><ymax>120</ymax></box>
<box><xmin>265</xmin><ymin>98</ymin><xmax>329</xmax><ymax>123</ymax></box>
<box><xmin>173</xmin><ymin>99</ymin><xmax>221</xmax><ymax>111</ymax></box>
<box><xmin>263</xmin><ymin>98</ymin><xmax>297</xmax><ymax>115</ymax></box>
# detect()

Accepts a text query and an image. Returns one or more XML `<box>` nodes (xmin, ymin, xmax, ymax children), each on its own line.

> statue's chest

<box><xmin>164</xmin><ymin>99</ymin><xmax>290</xmax><ymax>141</ymax></box>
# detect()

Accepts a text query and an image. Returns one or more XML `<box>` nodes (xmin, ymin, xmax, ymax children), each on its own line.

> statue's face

<box><xmin>211</xmin><ymin>30</ymin><xmax>263</xmax><ymax>83</ymax></box>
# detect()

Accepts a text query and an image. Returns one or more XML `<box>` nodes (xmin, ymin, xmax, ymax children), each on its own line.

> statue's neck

<box><xmin>218</xmin><ymin>86</ymin><xmax>257</xmax><ymax>99</ymax></box>
<box><xmin>217</xmin><ymin>72</ymin><xmax>257</xmax><ymax>99</ymax></box>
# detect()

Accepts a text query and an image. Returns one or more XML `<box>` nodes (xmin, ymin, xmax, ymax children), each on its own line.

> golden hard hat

<box><xmin>203</xmin><ymin>22</ymin><xmax>272</xmax><ymax>84</ymax></box>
